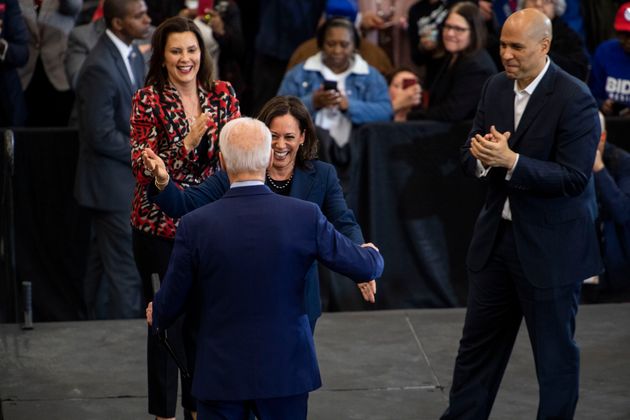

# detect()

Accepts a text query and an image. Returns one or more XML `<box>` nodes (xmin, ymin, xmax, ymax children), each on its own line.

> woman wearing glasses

<box><xmin>410</xmin><ymin>1</ymin><xmax>497</xmax><ymax>122</ymax></box>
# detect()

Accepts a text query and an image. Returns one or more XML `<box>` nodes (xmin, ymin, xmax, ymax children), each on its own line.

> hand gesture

<box><xmin>360</xmin><ymin>11</ymin><xmax>385</xmax><ymax>30</ymax></box>
<box><xmin>146</xmin><ymin>302</ymin><xmax>153</xmax><ymax>326</ymax></box>
<box><xmin>183</xmin><ymin>112</ymin><xmax>210</xmax><ymax>151</ymax></box>
<box><xmin>357</xmin><ymin>280</ymin><xmax>377</xmax><ymax>303</ymax></box>
<box><xmin>470</xmin><ymin>125</ymin><xmax>516</xmax><ymax>169</ymax></box>
<box><xmin>361</xmin><ymin>242</ymin><xmax>380</xmax><ymax>252</ymax></box>
<box><xmin>141</xmin><ymin>148</ymin><xmax>169</xmax><ymax>187</ymax></box>
<box><xmin>356</xmin><ymin>243</ymin><xmax>379</xmax><ymax>303</ymax></box>
<box><xmin>393</xmin><ymin>83</ymin><xmax>422</xmax><ymax>112</ymax></box>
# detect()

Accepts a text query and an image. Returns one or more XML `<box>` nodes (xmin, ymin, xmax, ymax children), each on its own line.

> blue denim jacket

<box><xmin>277</xmin><ymin>53</ymin><xmax>393</xmax><ymax>124</ymax></box>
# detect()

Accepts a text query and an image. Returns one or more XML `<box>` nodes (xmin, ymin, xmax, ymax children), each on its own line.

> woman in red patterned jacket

<box><xmin>129</xmin><ymin>16</ymin><xmax>240</xmax><ymax>420</ymax></box>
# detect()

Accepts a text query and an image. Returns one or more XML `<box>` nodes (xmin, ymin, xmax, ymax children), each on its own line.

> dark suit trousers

<box><xmin>197</xmin><ymin>393</ymin><xmax>308</xmax><ymax>420</ymax></box>
<box><xmin>442</xmin><ymin>221</ymin><xmax>581</xmax><ymax>420</ymax></box>
<box><xmin>132</xmin><ymin>229</ymin><xmax>196</xmax><ymax>417</ymax></box>
<box><xmin>83</xmin><ymin>209</ymin><xmax>142</xmax><ymax>319</ymax></box>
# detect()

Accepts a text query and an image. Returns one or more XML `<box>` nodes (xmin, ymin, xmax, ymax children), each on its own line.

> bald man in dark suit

<box><xmin>442</xmin><ymin>9</ymin><xmax>601</xmax><ymax>420</ymax></box>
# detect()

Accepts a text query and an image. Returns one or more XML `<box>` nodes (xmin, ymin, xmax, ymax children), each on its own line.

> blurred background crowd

<box><xmin>1</xmin><ymin>0</ymin><xmax>629</xmax><ymax>315</ymax></box>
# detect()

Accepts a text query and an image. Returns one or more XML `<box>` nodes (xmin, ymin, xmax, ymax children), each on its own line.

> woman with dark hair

<box><xmin>129</xmin><ymin>16</ymin><xmax>240</xmax><ymax>420</ymax></box>
<box><xmin>277</xmin><ymin>17</ymin><xmax>391</xmax><ymax>163</ymax></box>
<box><xmin>410</xmin><ymin>1</ymin><xmax>497</xmax><ymax>122</ymax></box>
<box><xmin>141</xmin><ymin>95</ymin><xmax>374</xmax><ymax>333</ymax></box>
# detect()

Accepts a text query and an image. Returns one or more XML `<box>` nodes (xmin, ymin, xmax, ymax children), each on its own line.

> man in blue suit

<box><xmin>146</xmin><ymin>117</ymin><xmax>384</xmax><ymax>420</ymax></box>
<box><xmin>441</xmin><ymin>9</ymin><xmax>601</xmax><ymax>420</ymax></box>
<box><xmin>74</xmin><ymin>0</ymin><xmax>151</xmax><ymax>319</ymax></box>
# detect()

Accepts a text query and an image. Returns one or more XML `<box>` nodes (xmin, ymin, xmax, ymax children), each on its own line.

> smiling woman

<box><xmin>128</xmin><ymin>16</ymin><xmax>240</xmax><ymax>420</ymax></box>
<box><xmin>139</xmin><ymin>95</ymin><xmax>373</xmax><ymax>334</ymax></box>
<box><xmin>408</xmin><ymin>1</ymin><xmax>497</xmax><ymax>122</ymax></box>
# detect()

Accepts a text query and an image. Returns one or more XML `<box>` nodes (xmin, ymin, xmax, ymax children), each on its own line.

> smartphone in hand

<box><xmin>402</xmin><ymin>78</ymin><xmax>418</xmax><ymax>89</ymax></box>
<box><xmin>323</xmin><ymin>80</ymin><xmax>338</xmax><ymax>91</ymax></box>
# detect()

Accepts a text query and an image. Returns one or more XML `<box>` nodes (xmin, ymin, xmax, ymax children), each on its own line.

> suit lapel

<box><xmin>508</xmin><ymin>63</ymin><xmax>556</xmax><ymax>150</ymax></box>
<box><xmin>102</xmin><ymin>35</ymin><xmax>135</xmax><ymax>95</ymax></box>
<box><xmin>492</xmin><ymin>76</ymin><xmax>515</xmax><ymax>135</ymax></box>
<box><xmin>290</xmin><ymin>166</ymin><xmax>315</xmax><ymax>200</ymax></box>
<box><xmin>22</xmin><ymin>0</ymin><xmax>39</xmax><ymax>41</ymax></box>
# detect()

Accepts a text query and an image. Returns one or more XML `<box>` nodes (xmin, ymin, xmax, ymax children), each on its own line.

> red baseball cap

<box><xmin>615</xmin><ymin>2</ymin><xmax>630</xmax><ymax>32</ymax></box>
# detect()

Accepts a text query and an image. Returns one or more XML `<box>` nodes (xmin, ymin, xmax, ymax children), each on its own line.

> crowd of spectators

<box><xmin>1</xmin><ymin>0</ymin><xmax>629</xmax><ymax>126</ymax></box>
<box><xmin>1</xmin><ymin>0</ymin><xmax>629</xmax><ymax>326</ymax></box>
<box><xmin>1</xmin><ymin>1</ymin><xmax>629</xmax><ymax>416</ymax></box>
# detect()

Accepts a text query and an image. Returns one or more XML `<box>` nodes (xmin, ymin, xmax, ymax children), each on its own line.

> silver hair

<box><xmin>518</xmin><ymin>0</ymin><xmax>566</xmax><ymax>17</ymax></box>
<box><xmin>219</xmin><ymin>117</ymin><xmax>271</xmax><ymax>174</ymax></box>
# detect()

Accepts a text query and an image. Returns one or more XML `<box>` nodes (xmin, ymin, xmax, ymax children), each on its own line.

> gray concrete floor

<box><xmin>1</xmin><ymin>304</ymin><xmax>629</xmax><ymax>419</ymax></box>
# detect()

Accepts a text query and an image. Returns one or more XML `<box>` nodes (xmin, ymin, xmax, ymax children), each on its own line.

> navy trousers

<box><xmin>442</xmin><ymin>221</ymin><xmax>582</xmax><ymax>420</ymax></box>
<box><xmin>83</xmin><ymin>209</ymin><xmax>142</xmax><ymax>319</ymax></box>
<box><xmin>197</xmin><ymin>393</ymin><xmax>308</xmax><ymax>420</ymax></box>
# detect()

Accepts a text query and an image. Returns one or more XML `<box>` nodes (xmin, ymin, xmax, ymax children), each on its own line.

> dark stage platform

<box><xmin>1</xmin><ymin>304</ymin><xmax>629</xmax><ymax>419</ymax></box>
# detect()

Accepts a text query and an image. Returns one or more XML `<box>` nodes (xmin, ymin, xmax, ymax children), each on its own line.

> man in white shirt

<box><xmin>441</xmin><ymin>8</ymin><xmax>601</xmax><ymax>420</ymax></box>
<box><xmin>73</xmin><ymin>0</ymin><xmax>151</xmax><ymax>320</ymax></box>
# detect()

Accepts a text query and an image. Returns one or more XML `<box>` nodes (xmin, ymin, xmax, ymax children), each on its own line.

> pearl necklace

<box><xmin>266</xmin><ymin>172</ymin><xmax>293</xmax><ymax>190</ymax></box>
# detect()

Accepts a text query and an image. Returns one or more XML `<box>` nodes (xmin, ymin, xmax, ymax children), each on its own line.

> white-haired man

<box><xmin>146</xmin><ymin>117</ymin><xmax>384</xmax><ymax>419</ymax></box>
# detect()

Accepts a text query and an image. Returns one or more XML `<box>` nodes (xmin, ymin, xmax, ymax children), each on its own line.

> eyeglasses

<box><xmin>443</xmin><ymin>23</ymin><xmax>470</xmax><ymax>34</ymax></box>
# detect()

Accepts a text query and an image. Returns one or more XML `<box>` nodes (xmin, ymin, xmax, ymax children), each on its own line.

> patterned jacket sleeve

<box><xmin>214</xmin><ymin>80</ymin><xmax>241</xmax><ymax>125</ymax></box>
<box><xmin>130</xmin><ymin>87</ymin><xmax>160</xmax><ymax>186</ymax></box>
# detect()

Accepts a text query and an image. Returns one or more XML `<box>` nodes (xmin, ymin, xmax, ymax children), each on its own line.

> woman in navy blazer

<box><xmin>142</xmin><ymin>95</ymin><xmax>369</xmax><ymax>331</ymax></box>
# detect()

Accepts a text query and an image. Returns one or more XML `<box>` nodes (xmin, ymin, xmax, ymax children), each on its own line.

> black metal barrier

<box><xmin>1</xmin><ymin>118</ymin><xmax>628</xmax><ymax>321</ymax></box>
<box><xmin>1</xmin><ymin>128</ymin><xmax>89</xmax><ymax>323</ymax></box>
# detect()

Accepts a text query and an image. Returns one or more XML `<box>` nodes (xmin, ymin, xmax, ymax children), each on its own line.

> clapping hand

<box><xmin>183</xmin><ymin>113</ymin><xmax>211</xmax><ymax>151</ymax></box>
<box><xmin>470</xmin><ymin>125</ymin><xmax>516</xmax><ymax>169</ymax></box>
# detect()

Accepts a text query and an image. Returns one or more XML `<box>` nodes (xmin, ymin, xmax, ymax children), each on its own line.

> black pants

<box><xmin>132</xmin><ymin>229</ymin><xmax>196</xmax><ymax>417</ymax></box>
<box><xmin>83</xmin><ymin>209</ymin><xmax>142</xmax><ymax>319</ymax></box>
<box><xmin>442</xmin><ymin>221</ymin><xmax>581</xmax><ymax>420</ymax></box>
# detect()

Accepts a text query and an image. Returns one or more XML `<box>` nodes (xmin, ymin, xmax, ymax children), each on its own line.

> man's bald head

<box><xmin>500</xmin><ymin>8</ymin><xmax>552</xmax><ymax>88</ymax></box>
<box><xmin>505</xmin><ymin>8</ymin><xmax>553</xmax><ymax>44</ymax></box>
